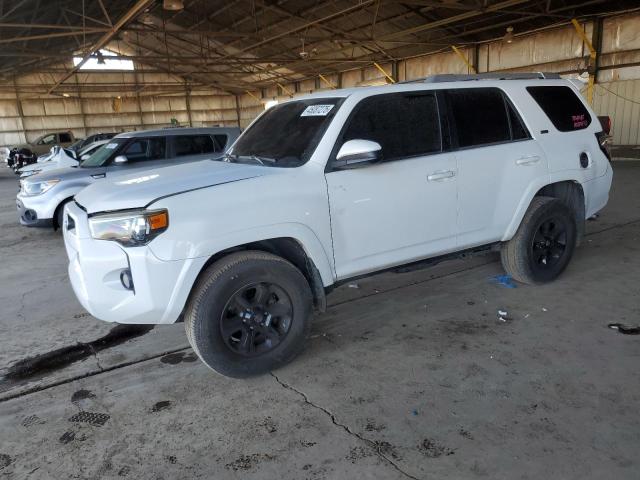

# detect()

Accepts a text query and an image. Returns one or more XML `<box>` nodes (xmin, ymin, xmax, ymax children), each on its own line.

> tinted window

<box><xmin>527</xmin><ymin>86</ymin><xmax>591</xmax><ymax>131</ymax></box>
<box><xmin>174</xmin><ymin>135</ymin><xmax>219</xmax><ymax>157</ymax></box>
<box><xmin>40</xmin><ymin>134</ymin><xmax>56</xmax><ymax>145</ymax></box>
<box><xmin>342</xmin><ymin>93</ymin><xmax>441</xmax><ymax>161</ymax></box>
<box><xmin>231</xmin><ymin>98</ymin><xmax>343</xmax><ymax>168</ymax></box>
<box><xmin>59</xmin><ymin>133</ymin><xmax>72</xmax><ymax>143</ymax></box>
<box><xmin>213</xmin><ymin>135</ymin><xmax>227</xmax><ymax>152</ymax></box>
<box><xmin>447</xmin><ymin>88</ymin><xmax>510</xmax><ymax>148</ymax></box>
<box><xmin>507</xmin><ymin>101</ymin><xmax>529</xmax><ymax>140</ymax></box>
<box><xmin>122</xmin><ymin>138</ymin><xmax>166</xmax><ymax>162</ymax></box>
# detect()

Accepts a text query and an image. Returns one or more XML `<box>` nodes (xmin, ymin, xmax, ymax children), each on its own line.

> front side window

<box><xmin>174</xmin><ymin>135</ymin><xmax>217</xmax><ymax>157</ymax></box>
<box><xmin>446</xmin><ymin>88</ymin><xmax>511</xmax><ymax>148</ymax></box>
<box><xmin>122</xmin><ymin>137</ymin><xmax>166</xmax><ymax>162</ymax></box>
<box><xmin>230</xmin><ymin>98</ymin><xmax>343</xmax><ymax>167</ymax></box>
<box><xmin>80</xmin><ymin>138</ymin><xmax>127</xmax><ymax>167</ymax></box>
<box><xmin>527</xmin><ymin>86</ymin><xmax>591</xmax><ymax>132</ymax></box>
<box><xmin>39</xmin><ymin>134</ymin><xmax>56</xmax><ymax>145</ymax></box>
<box><xmin>341</xmin><ymin>92</ymin><xmax>441</xmax><ymax>161</ymax></box>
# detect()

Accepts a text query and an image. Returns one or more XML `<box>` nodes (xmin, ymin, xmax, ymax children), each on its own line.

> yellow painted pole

<box><xmin>571</xmin><ymin>18</ymin><xmax>597</xmax><ymax>104</ymax></box>
<box><xmin>451</xmin><ymin>45</ymin><xmax>476</xmax><ymax>74</ymax></box>
<box><xmin>245</xmin><ymin>90</ymin><xmax>262</xmax><ymax>103</ymax></box>
<box><xmin>373</xmin><ymin>62</ymin><xmax>395</xmax><ymax>83</ymax></box>
<box><xmin>319</xmin><ymin>73</ymin><xmax>336</xmax><ymax>89</ymax></box>
<box><xmin>276</xmin><ymin>82</ymin><xmax>294</xmax><ymax>97</ymax></box>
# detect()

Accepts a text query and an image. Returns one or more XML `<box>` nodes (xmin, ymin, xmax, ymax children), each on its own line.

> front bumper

<box><xmin>16</xmin><ymin>191</ymin><xmax>57</xmax><ymax>227</ymax></box>
<box><xmin>16</xmin><ymin>197</ymin><xmax>53</xmax><ymax>227</ymax></box>
<box><xmin>63</xmin><ymin>202</ymin><xmax>207</xmax><ymax>324</ymax></box>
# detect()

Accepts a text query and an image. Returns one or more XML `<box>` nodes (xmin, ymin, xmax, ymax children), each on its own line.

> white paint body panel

<box><xmin>63</xmin><ymin>79</ymin><xmax>613</xmax><ymax>325</ymax></box>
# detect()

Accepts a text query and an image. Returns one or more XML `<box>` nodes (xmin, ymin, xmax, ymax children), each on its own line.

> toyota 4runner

<box><xmin>62</xmin><ymin>73</ymin><xmax>613</xmax><ymax>377</ymax></box>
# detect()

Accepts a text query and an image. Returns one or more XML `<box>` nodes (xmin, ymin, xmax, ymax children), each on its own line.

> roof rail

<box><xmin>400</xmin><ymin>72</ymin><xmax>561</xmax><ymax>84</ymax></box>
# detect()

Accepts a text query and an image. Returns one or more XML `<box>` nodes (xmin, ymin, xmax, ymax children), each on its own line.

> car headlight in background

<box><xmin>21</xmin><ymin>179</ymin><xmax>59</xmax><ymax>196</ymax></box>
<box><xmin>20</xmin><ymin>169</ymin><xmax>41</xmax><ymax>178</ymax></box>
<box><xmin>88</xmin><ymin>209</ymin><xmax>169</xmax><ymax>246</ymax></box>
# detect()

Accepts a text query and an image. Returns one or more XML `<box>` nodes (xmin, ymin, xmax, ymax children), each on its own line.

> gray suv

<box><xmin>17</xmin><ymin>127</ymin><xmax>240</xmax><ymax>229</ymax></box>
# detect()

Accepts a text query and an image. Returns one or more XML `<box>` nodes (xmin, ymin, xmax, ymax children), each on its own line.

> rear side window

<box><xmin>59</xmin><ymin>133</ymin><xmax>72</xmax><ymax>143</ymax></box>
<box><xmin>446</xmin><ymin>88</ymin><xmax>511</xmax><ymax>148</ymax></box>
<box><xmin>122</xmin><ymin>137</ymin><xmax>166</xmax><ymax>162</ymax></box>
<box><xmin>342</xmin><ymin>92</ymin><xmax>441</xmax><ymax>161</ymax></box>
<box><xmin>174</xmin><ymin>135</ymin><xmax>219</xmax><ymax>157</ymax></box>
<box><xmin>527</xmin><ymin>86</ymin><xmax>591</xmax><ymax>131</ymax></box>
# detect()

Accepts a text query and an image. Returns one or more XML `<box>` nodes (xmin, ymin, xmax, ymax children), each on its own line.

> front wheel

<box><xmin>184</xmin><ymin>251</ymin><xmax>312</xmax><ymax>378</ymax></box>
<box><xmin>501</xmin><ymin>196</ymin><xmax>577</xmax><ymax>285</ymax></box>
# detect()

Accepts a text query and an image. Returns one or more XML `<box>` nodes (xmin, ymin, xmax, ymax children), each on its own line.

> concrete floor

<box><xmin>1</xmin><ymin>161</ymin><xmax>639</xmax><ymax>479</ymax></box>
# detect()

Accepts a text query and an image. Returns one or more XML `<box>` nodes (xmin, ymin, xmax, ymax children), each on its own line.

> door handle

<box><xmin>516</xmin><ymin>155</ymin><xmax>541</xmax><ymax>166</ymax></box>
<box><xmin>91</xmin><ymin>173</ymin><xmax>106</xmax><ymax>179</ymax></box>
<box><xmin>427</xmin><ymin>170</ymin><xmax>456</xmax><ymax>181</ymax></box>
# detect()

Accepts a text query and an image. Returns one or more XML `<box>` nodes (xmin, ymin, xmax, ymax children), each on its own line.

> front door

<box><xmin>325</xmin><ymin>91</ymin><xmax>458</xmax><ymax>279</ymax></box>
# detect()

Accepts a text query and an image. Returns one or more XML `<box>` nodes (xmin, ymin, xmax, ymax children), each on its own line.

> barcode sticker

<box><xmin>301</xmin><ymin>104</ymin><xmax>334</xmax><ymax>117</ymax></box>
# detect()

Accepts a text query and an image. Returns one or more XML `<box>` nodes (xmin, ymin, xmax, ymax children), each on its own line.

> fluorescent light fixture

<box><xmin>73</xmin><ymin>49</ymin><xmax>134</xmax><ymax>71</ymax></box>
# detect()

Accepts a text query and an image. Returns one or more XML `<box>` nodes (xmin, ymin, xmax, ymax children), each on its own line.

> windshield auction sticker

<box><xmin>301</xmin><ymin>104</ymin><xmax>334</xmax><ymax>117</ymax></box>
<box><xmin>105</xmin><ymin>143</ymin><xmax>118</xmax><ymax>149</ymax></box>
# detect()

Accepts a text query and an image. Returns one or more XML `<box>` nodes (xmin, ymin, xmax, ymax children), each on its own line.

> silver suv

<box><xmin>17</xmin><ymin>127</ymin><xmax>240</xmax><ymax>229</ymax></box>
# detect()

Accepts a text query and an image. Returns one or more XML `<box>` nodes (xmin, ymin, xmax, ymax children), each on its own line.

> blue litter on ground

<box><xmin>489</xmin><ymin>274</ymin><xmax>517</xmax><ymax>289</ymax></box>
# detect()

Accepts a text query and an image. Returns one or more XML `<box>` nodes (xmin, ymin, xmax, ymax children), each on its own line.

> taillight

<box><xmin>596</xmin><ymin>131</ymin><xmax>611</xmax><ymax>161</ymax></box>
<box><xmin>598</xmin><ymin>115</ymin><xmax>612</xmax><ymax>135</ymax></box>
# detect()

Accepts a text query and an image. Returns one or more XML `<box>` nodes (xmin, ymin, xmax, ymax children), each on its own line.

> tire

<box><xmin>184</xmin><ymin>251</ymin><xmax>313</xmax><ymax>378</ymax></box>
<box><xmin>501</xmin><ymin>196</ymin><xmax>577</xmax><ymax>285</ymax></box>
<box><xmin>55</xmin><ymin>199</ymin><xmax>72</xmax><ymax>231</ymax></box>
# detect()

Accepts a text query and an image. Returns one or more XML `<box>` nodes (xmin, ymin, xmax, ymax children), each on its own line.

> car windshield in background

<box><xmin>229</xmin><ymin>98</ymin><xmax>344</xmax><ymax>167</ymax></box>
<box><xmin>80</xmin><ymin>139</ymin><xmax>126</xmax><ymax>167</ymax></box>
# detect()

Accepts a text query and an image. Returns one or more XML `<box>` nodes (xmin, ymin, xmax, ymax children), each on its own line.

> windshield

<box><xmin>229</xmin><ymin>98</ymin><xmax>344</xmax><ymax>167</ymax></box>
<box><xmin>80</xmin><ymin>139</ymin><xmax>126</xmax><ymax>167</ymax></box>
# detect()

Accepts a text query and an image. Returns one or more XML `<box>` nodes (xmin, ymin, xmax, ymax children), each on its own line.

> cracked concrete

<box><xmin>1</xmin><ymin>162</ymin><xmax>640</xmax><ymax>479</ymax></box>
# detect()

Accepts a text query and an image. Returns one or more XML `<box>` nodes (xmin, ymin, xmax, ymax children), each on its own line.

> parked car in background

<box><xmin>62</xmin><ymin>73</ymin><xmax>612</xmax><ymax>378</ymax></box>
<box><xmin>12</xmin><ymin>131</ymin><xmax>75</xmax><ymax>157</ymax></box>
<box><xmin>19</xmin><ymin>140</ymin><xmax>111</xmax><ymax>178</ymax></box>
<box><xmin>69</xmin><ymin>133</ymin><xmax>117</xmax><ymax>154</ymax></box>
<box><xmin>17</xmin><ymin>127</ymin><xmax>240</xmax><ymax>229</ymax></box>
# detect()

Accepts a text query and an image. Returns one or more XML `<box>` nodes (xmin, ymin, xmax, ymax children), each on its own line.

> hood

<box><xmin>22</xmin><ymin>150</ymin><xmax>77</xmax><ymax>173</ymax></box>
<box><xmin>23</xmin><ymin>165</ymin><xmax>103</xmax><ymax>183</ymax></box>
<box><xmin>75</xmin><ymin>159</ymin><xmax>274</xmax><ymax>214</ymax></box>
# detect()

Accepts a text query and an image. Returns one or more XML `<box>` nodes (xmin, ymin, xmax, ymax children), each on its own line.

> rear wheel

<box><xmin>185</xmin><ymin>251</ymin><xmax>312</xmax><ymax>378</ymax></box>
<box><xmin>501</xmin><ymin>197</ymin><xmax>577</xmax><ymax>284</ymax></box>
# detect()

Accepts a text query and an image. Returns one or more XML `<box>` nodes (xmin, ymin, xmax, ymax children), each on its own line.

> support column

<box><xmin>234</xmin><ymin>94</ymin><xmax>241</xmax><ymax>128</ymax></box>
<box><xmin>74</xmin><ymin>76</ymin><xmax>88</xmax><ymax>137</ymax></box>
<box><xmin>185</xmin><ymin>83</ymin><xmax>193</xmax><ymax>127</ymax></box>
<box><xmin>12</xmin><ymin>76</ymin><xmax>26</xmax><ymax>143</ymax></box>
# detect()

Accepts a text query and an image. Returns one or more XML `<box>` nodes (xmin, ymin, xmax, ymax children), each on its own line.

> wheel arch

<box><xmin>191</xmin><ymin>237</ymin><xmax>329</xmax><ymax>313</ymax></box>
<box><xmin>504</xmin><ymin>179</ymin><xmax>585</xmax><ymax>243</ymax></box>
<box><xmin>53</xmin><ymin>196</ymin><xmax>75</xmax><ymax>230</ymax></box>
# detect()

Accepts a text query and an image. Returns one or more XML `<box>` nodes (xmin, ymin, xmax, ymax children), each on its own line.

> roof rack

<box><xmin>400</xmin><ymin>72</ymin><xmax>561</xmax><ymax>84</ymax></box>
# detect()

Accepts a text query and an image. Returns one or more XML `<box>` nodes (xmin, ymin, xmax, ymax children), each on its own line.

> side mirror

<box><xmin>334</xmin><ymin>139</ymin><xmax>382</xmax><ymax>169</ymax></box>
<box><xmin>81</xmin><ymin>154</ymin><xmax>90</xmax><ymax>161</ymax></box>
<box><xmin>113</xmin><ymin>155</ymin><xmax>128</xmax><ymax>165</ymax></box>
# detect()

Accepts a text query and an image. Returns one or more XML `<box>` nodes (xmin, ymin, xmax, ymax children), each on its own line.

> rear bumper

<box><xmin>63</xmin><ymin>202</ymin><xmax>207</xmax><ymax>324</ymax></box>
<box><xmin>583</xmin><ymin>163</ymin><xmax>613</xmax><ymax>218</ymax></box>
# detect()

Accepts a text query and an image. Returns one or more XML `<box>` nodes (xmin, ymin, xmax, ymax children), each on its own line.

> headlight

<box><xmin>21</xmin><ymin>179</ymin><xmax>59</xmax><ymax>196</ymax></box>
<box><xmin>20</xmin><ymin>169</ymin><xmax>41</xmax><ymax>178</ymax></box>
<box><xmin>88</xmin><ymin>209</ymin><xmax>169</xmax><ymax>246</ymax></box>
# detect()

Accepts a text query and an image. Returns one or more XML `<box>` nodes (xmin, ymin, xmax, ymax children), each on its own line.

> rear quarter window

<box><xmin>526</xmin><ymin>86</ymin><xmax>591</xmax><ymax>132</ymax></box>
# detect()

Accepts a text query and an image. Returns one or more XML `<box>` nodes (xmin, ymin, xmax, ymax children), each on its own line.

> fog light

<box><xmin>120</xmin><ymin>269</ymin><xmax>134</xmax><ymax>291</ymax></box>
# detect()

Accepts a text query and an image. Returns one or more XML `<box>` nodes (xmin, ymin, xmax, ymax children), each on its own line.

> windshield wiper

<box><xmin>226</xmin><ymin>154</ymin><xmax>276</xmax><ymax>166</ymax></box>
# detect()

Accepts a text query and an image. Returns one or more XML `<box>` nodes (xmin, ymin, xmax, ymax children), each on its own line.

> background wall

<box><xmin>2</xmin><ymin>12</ymin><xmax>639</xmax><ymax>147</ymax></box>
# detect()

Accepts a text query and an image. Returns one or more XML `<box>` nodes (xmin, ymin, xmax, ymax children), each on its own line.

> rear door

<box><xmin>449</xmin><ymin>87</ymin><xmax>548</xmax><ymax>247</ymax></box>
<box><xmin>325</xmin><ymin>91</ymin><xmax>458</xmax><ymax>279</ymax></box>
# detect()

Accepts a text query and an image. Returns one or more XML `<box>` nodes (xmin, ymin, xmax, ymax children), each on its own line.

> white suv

<box><xmin>63</xmin><ymin>73</ymin><xmax>613</xmax><ymax>377</ymax></box>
